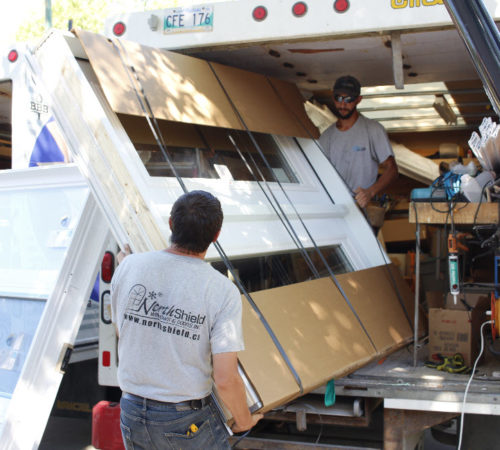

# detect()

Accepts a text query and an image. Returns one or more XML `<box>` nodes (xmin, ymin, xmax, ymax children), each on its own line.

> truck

<box><xmin>102</xmin><ymin>0</ymin><xmax>500</xmax><ymax>446</ymax></box>
<box><xmin>0</xmin><ymin>0</ymin><xmax>499</xmax><ymax>448</ymax></box>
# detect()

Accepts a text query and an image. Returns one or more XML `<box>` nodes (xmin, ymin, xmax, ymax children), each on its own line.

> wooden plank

<box><xmin>409</xmin><ymin>202</ymin><xmax>499</xmax><ymax>224</ymax></box>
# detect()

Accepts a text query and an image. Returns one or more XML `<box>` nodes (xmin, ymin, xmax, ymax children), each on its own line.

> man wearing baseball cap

<box><xmin>319</xmin><ymin>75</ymin><xmax>398</xmax><ymax>209</ymax></box>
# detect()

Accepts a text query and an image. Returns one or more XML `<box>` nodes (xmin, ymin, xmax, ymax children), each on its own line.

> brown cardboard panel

<box><xmin>210</xmin><ymin>62</ymin><xmax>311</xmax><ymax>138</ymax></box>
<box><xmin>238</xmin><ymin>299</ymin><xmax>302</xmax><ymax>412</ymax></box>
<box><xmin>76</xmin><ymin>30</ymin><xmax>241</xmax><ymax>130</ymax></box>
<box><xmin>243</xmin><ymin>278</ymin><xmax>375</xmax><ymax>397</ymax></box>
<box><xmin>76</xmin><ymin>30</ymin><xmax>314</xmax><ymax>139</ymax></box>
<box><xmin>337</xmin><ymin>264</ymin><xmax>414</xmax><ymax>354</ymax></box>
<box><xmin>268</xmin><ymin>77</ymin><xmax>320</xmax><ymax>139</ymax></box>
<box><xmin>238</xmin><ymin>264</ymin><xmax>416</xmax><ymax>412</ymax></box>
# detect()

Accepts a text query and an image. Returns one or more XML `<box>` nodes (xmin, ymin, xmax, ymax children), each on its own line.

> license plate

<box><xmin>163</xmin><ymin>5</ymin><xmax>213</xmax><ymax>34</ymax></box>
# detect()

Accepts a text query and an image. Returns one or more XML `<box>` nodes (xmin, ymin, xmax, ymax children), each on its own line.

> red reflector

<box><xmin>252</xmin><ymin>6</ymin><xmax>268</xmax><ymax>21</ymax></box>
<box><xmin>8</xmin><ymin>50</ymin><xmax>18</xmax><ymax>63</ymax></box>
<box><xmin>101</xmin><ymin>251</ymin><xmax>115</xmax><ymax>283</ymax></box>
<box><xmin>102</xmin><ymin>351</ymin><xmax>111</xmax><ymax>367</ymax></box>
<box><xmin>292</xmin><ymin>2</ymin><xmax>307</xmax><ymax>17</ymax></box>
<box><xmin>113</xmin><ymin>22</ymin><xmax>126</xmax><ymax>36</ymax></box>
<box><xmin>333</xmin><ymin>0</ymin><xmax>350</xmax><ymax>13</ymax></box>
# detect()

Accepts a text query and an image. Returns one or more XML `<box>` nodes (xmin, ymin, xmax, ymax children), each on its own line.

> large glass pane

<box><xmin>212</xmin><ymin>245</ymin><xmax>352</xmax><ymax>292</ymax></box>
<box><xmin>0</xmin><ymin>297</ymin><xmax>45</xmax><ymax>427</ymax></box>
<box><xmin>118</xmin><ymin>115</ymin><xmax>298</xmax><ymax>183</ymax></box>
<box><xmin>0</xmin><ymin>185</ymin><xmax>88</xmax><ymax>298</ymax></box>
<box><xmin>0</xmin><ymin>177</ymin><xmax>89</xmax><ymax>435</ymax></box>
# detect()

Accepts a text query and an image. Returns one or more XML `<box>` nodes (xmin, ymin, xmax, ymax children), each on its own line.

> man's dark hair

<box><xmin>170</xmin><ymin>190</ymin><xmax>223</xmax><ymax>253</ymax></box>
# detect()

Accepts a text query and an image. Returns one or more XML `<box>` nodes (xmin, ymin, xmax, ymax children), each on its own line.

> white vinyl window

<box><xmin>0</xmin><ymin>183</ymin><xmax>87</xmax><ymax>299</ymax></box>
<box><xmin>0</xmin><ymin>165</ymin><xmax>109</xmax><ymax>449</ymax></box>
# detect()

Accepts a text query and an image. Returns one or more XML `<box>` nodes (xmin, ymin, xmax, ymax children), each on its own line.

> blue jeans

<box><xmin>120</xmin><ymin>393</ymin><xmax>231</xmax><ymax>449</ymax></box>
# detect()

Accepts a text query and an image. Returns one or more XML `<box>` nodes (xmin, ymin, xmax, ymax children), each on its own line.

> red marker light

<box><xmin>252</xmin><ymin>6</ymin><xmax>268</xmax><ymax>21</ymax></box>
<box><xmin>333</xmin><ymin>0</ymin><xmax>350</xmax><ymax>13</ymax></box>
<box><xmin>112</xmin><ymin>22</ymin><xmax>126</xmax><ymax>36</ymax></box>
<box><xmin>102</xmin><ymin>351</ymin><xmax>111</xmax><ymax>367</ymax></box>
<box><xmin>8</xmin><ymin>50</ymin><xmax>18</xmax><ymax>63</ymax></box>
<box><xmin>101</xmin><ymin>251</ymin><xmax>115</xmax><ymax>283</ymax></box>
<box><xmin>292</xmin><ymin>2</ymin><xmax>307</xmax><ymax>17</ymax></box>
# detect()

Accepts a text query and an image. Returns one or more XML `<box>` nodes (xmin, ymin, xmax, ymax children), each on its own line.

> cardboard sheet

<box><xmin>239</xmin><ymin>299</ymin><xmax>304</xmax><ymax>411</ymax></box>
<box><xmin>76</xmin><ymin>29</ymin><xmax>241</xmax><ymax>129</ymax></box>
<box><xmin>210</xmin><ymin>62</ymin><xmax>314</xmax><ymax>138</ymax></box>
<box><xmin>76</xmin><ymin>30</ymin><xmax>318</xmax><ymax>139</ymax></box>
<box><xmin>268</xmin><ymin>78</ymin><xmax>320</xmax><ymax>139</ymax></box>
<box><xmin>336</xmin><ymin>265</ymin><xmax>414</xmax><ymax>354</ymax></box>
<box><xmin>239</xmin><ymin>263</ymin><xmax>415</xmax><ymax>412</ymax></box>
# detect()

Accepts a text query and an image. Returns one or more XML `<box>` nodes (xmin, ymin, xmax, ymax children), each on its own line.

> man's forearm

<box><xmin>369</xmin><ymin>161</ymin><xmax>398</xmax><ymax>198</ymax></box>
<box><xmin>354</xmin><ymin>156</ymin><xmax>398</xmax><ymax>208</ymax></box>
<box><xmin>215</xmin><ymin>373</ymin><xmax>252</xmax><ymax>428</ymax></box>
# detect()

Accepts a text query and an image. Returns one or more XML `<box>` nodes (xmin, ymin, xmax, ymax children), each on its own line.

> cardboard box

<box><xmin>382</xmin><ymin>218</ymin><xmax>426</xmax><ymax>243</ymax></box>
<box><xmin>426</xmin><ymin>291</ymin><xmax>445</xmax><ymax>309</ymax></box>
<box><xmin>445</xmin><ymin>293</ymin><xmax>489</xmax><ymax>310</ymax></box>
<box><xmin>428</xmin><ymin>304</ymin><xmax>488</xmax><ymax>366</ymax></box>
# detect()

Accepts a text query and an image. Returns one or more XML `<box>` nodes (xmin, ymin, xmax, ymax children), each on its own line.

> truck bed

<box><xmin>335</xmin><ymin>341</ymin><xmax>500</xmax><ymax>414</ymax></box>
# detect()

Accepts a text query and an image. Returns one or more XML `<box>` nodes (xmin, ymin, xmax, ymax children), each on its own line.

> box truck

<box><xmin>1</xmin><ymin>0</ymin><xmax>499</xmax><ymax>448</ymax></box>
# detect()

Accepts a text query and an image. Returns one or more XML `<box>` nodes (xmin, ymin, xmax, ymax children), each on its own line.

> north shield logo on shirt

<box><xmin>123</xmin><ymin>283</ymin><xmax>206</xmax><ymax>340</ymax></box>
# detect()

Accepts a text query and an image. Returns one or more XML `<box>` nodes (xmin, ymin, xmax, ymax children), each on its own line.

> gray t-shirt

<box><xmin>319</xmin><ymin>114</ymin><xmax>394</xmax><ymax>193</ymax></box>
<box><xmin>111</xmin><ymin>250</ymin><xmax>244</xmax><ymax>402</ymax></box>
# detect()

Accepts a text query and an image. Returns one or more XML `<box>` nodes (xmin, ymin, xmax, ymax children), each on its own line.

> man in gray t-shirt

<box><xmin>111</xmin><ymin>190</ymin><xmax>262</xmax><ymax>449</ymax></box>
<box><xmin>319</xmin><ymin>75</ymin><xmax>398</xmax><ymax>208</ymax></box>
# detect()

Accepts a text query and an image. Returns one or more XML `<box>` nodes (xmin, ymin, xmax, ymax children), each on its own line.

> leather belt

<box><xmin>122</xmin><ymin>392</ymin><xmax>211</xmax><ymax>410</ymax></box>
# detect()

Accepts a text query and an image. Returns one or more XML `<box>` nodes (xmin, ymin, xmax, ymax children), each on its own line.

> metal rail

<box><xmin>443</xmin><ymin>0</ymin><xmax>500</xmax><ymax>116</ymax></box>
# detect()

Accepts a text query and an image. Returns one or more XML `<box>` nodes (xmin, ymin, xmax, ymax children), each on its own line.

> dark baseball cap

<box><xmin>333</xmin><ymin>75</ymin><xmax>361</xmax><ymax>97</ymax></box>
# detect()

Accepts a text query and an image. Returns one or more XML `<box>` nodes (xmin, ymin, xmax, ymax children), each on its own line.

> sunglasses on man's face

<box><xmin>333</xmin><ymin>94</ymin><xmax>357</xmax><ymax>103</ymax></box>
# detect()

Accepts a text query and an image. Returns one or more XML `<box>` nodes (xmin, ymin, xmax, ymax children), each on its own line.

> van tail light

<box><xmin>8</xmin><ymin>50</ymin><xmax>18</xmax><ymax>63</ymax></box>
<box><xmin>334</xmin><ymin>0</ymin><xmax>350</xmax><ymax>13</ymax></box>
<box><xmin>252</xmin><ymin>6</ymin><xmax>268</xmax><ymax>21</ymax></box>
<box><xmin>292</xmin><ymin>2</ymin><xmax>307</xmax><ymax>17</ymax></box>
<box><xmin>102</xmin><ymin>351</ymin><xmax>111</xmax><ymax>367</ymax></box>
<box><xmin>101</xmin><ymin>251</ymin><xmax>115</xmax><ymax>283</ymax></box>
<box><xmin>113</xmin><ymin>22</ymin><xmax>126</xmax><ymax>36</ymax></box>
